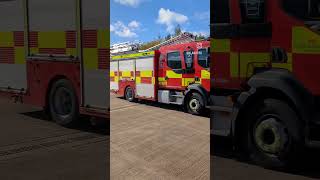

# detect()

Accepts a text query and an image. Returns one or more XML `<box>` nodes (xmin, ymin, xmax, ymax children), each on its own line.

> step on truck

<box><xmin>110</xmin><ymin>41</ymin><xmax>210</xmax><ymax>115</ymax></box>
<box><xmin>211</xmin><ymin>0</ymin><xmax>320</xmax><ymax>168</ymax></box>
<box><xmin>0</xmin><ymin>0</ymin><xmax>109</xmax><ymax>126</ymax></box>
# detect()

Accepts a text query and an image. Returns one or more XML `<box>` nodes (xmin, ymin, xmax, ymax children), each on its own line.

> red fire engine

<box><xmin>211</xmin><ymin>0</ymin><xmax>320</xmax><ymax>168</ymax></box>
<box><xmin>111</xmin><ymin>40</ymin><xmax>210</xmax><ymax>115</ymax></box>
<box><xmin>0</xmin><ymin>0</ymin><xmax>109</xmax><ymax>127</ymax></box>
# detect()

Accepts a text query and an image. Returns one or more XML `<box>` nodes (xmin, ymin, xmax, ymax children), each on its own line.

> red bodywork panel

<box><xmin>118</xmin><ymin>80</ymin><xmax>135</xmax><ymax>97</ymax></box>
<box><xmin>24</xmin><ymin>60</ymin><xmax>81</xmax><ymax>108</ymax></box>
<box><xmin>211</xmin><ymin>0</ymin><xmax>320</xmax><ymax>96</ymax></box>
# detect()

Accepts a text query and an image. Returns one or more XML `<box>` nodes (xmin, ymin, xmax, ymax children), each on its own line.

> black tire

<box><xmin>186</xmin><ymin>92</ymin><xmax>205</xmax><ymax>115</ymax></box>
<box><xmin>125</xmin><ymin>86</ymin><xmax>135</xmax><ymax>102</ymax></box>
<box><xmin>49</xmin><ymin>79</ymin><xmax>79</xmax><ymax>127</ymax></box>
<box><xmin>242</xmin><ymin>98</ymin><xmax>304</xmax><ymax>169</ymax></box>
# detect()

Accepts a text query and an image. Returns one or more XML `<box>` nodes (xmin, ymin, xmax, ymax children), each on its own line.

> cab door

<box><xmin>182</xmin><ymin>45</ymin><xmax>196</xmax><ymax>88</ymax></box>
<box><xmin>160</xmin><ymin>49</ymin><xmax>184</xmax><ymax>90</ymax></box>
<box><xmin>194</xmin><ymin>42</ymin><xmax>210</xmax><ymax>91</ymax></box>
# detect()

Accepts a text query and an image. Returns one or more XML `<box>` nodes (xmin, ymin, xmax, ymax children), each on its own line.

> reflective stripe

<box><xmin>211</xmin><ymin>39</ymin><xmax>230</xmax><ymax>53</ymax></box>
<box><xmin>0</xmin><ymin>32</ymin><xmax>14</xmax><ymax>47</ymax></box>
<box><xmin>83</xmin><ymin>48</ymin><xmax>98</xmax><ymax>70</ymax></box>
<box><xmin>136</xmin><ymin>77</ymin><xmax>141</xmax><ymax>84</ymax></box>
<box><xmin>98</xmin><ymin>29</ymin><xmax>109</xmax><ymax>48</ymax></box>
<box><xmin>201</xmin><ymin>70</ymin><xmax>210</xmax><ymax>79</ymax></box>
<box><xmin>230</xmin><ymin>52</ymin><xmax>239</xmax><ymax>78</ymax></box>
<box><xmin>239</xmin><ymin>53</ymin><xmax>270</xmax><ymax>77</ymax></box>
<box><xmin>140</xmin><ymin>70</ymin><xmax>153</xmax><ymax>77</ymax></box>
<box><xmin>121</xmin><ymin>71</ymin><xmax>132</xmax><ymax>77</ymax></box>
<box><xmin>38</xmin><ymin>31</ymin><xmax>65</xmax><ymax>48</ymax></box>
<box><xmin>112</xmin><ymin>51</ymin><xmax>154</xmax><ymax>60</ymax></box>
<box><xmin>183</xmin><ymin>78</ymin><xmax>195</xmax><ymax>86</ymax></box>
<box><xmin>15</xmin><ymin>47</ymin><xmax>25</xmax><ymax>64</ymax></box>
<box><xmin>158</xmin><ymin>77</ymin><xmax>167</xmax><ymax>86</ymax></box>
<box><xmin>166</xmin><ymin>70</ymin><xmax>182</xmax><ymax>78</ymax></box>
<box><xmin>293</xmin><ymin>26</ymin><xmax>320</xmax><ymax>54</ymax></box>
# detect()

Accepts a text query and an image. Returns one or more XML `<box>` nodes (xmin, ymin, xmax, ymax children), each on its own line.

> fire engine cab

<box><xmin>211</xmin><ymin>0</ymin><xmax>320</xmax><ymax>168</ymax></box>
<box><xmin>111</xmin><ymin>40</ymin><xmax>210</xmax><ymax>115</ymax></box>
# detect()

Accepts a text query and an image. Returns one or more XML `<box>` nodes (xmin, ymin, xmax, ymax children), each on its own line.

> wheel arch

<box><xmin>232</xmin><ymin>69</ymin><xmax>313</xmax><ymax>145</ymax></box>
<box><xmin>124</xmin><ymin>85</ymin><xmax>135</xmax><ymax>97</ymax></box>
<box><xmin>184</xmin><ymin>84</ymin><xmax>209</xmax><ymax>106</ymax></box>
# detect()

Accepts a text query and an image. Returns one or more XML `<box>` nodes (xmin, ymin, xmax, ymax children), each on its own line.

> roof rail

<box><xmin>139</xmin><ymin>32</ymin><xmax>196</xmax><ymax>52</ymax></box>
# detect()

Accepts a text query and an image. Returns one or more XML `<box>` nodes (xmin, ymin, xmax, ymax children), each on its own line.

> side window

<box><xmin>308</xmin><ymin>0</ymin><xmax>320</xmax><ymax>18</ymax></box>
<box><xmin>167</xmin><ymin>52</ymin><xmax>182</xmax><ymax>69</ymax></box>
<box><xmin>184</xmin><ymin>51</ymin><xmax>194</xmax><ymax>69</ymax></box>
<box><xmin>211</xmin><ymin>0</ymin><xmax>230</xmax><ymax>24</ymax></box>
<box><xmin>198</xmin><ymin>48</ymin><xmax>210</xmax><ymax>68</ymax></box>
<box><xmin>282</xmin><ymin>0</ymin><xmax>320</xmax><ymax>20</ymax></box>
<box><xmin>239</xmin><ymin>0</ymin><xmax>266</xmax><ymax>23</ymax></box>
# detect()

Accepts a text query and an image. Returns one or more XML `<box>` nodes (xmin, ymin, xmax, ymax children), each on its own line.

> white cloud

<box><xmin>128</xmin><ymin>20</ymin><xmax>140</xmax><ymax>29</ymax></box>
<box><xmin>110</xmin><ymin>24</ymin><xmax>115</xmax><ymax>32</ymax></box>
<box><xmin>156</xmin><ymin>8</ymin><xmax>188</xmax><ymax>33</ymax></box>
<box><xmin>110</xmin><ymin>20</ymin><xmax>141</xmax><ymax>38</ymax></box>
<box><xmin>114</xmin><ymin>0</ymin><xmax>143</xmax><ymax>7</ymax></box>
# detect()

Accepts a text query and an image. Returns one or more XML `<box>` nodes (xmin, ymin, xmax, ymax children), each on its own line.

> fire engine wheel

<box><xmin>243</xmin><ymin>98</ymin><xmax>303</xmax><ymax>169</ymax></box>
<box><xmin>125</xmin><ymin>87</ymin><xmax>135</xmax><ymax>102</ymax></box>
<box><xmin>186</xmin><ymin>92</ymin><xmax>205</xmax><ymax>115</ymax></box>
<box><xmin>49</xmin><ymin>79</ymin><xmax>79</xmax><ymax>127</ymax></box>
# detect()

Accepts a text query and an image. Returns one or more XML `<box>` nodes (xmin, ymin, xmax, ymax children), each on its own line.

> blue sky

<box><xmin>110</xmin><ymin>0</ymin><xmax>210</xmax><ymax>44</ymax></box>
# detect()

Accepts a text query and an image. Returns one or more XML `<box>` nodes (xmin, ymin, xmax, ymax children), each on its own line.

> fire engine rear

<box><xmin>0</xmin><ymin>0</ymin><xmax>109</xmax><ymax>126</ymax></box>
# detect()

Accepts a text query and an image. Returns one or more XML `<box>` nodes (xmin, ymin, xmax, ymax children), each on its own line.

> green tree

<box><xmin>165</xmin><ymin>34</ymin><xmax>171</xmax><ymax>41</ymax></box>
<box><xmin>174</xmin><ymin>24</ymin><xmax>182</xmax><ymax>36</ymax></box>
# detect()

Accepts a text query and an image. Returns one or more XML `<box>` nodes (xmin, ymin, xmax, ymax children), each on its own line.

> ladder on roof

<box><xmin>140</xmin><ymin>32</ymin><xmax>196</xmax><ymax>52</ymax></box>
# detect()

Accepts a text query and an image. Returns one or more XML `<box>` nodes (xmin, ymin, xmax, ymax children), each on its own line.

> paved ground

<box><xmin>0</xmin><ymin>97</ymin><xmax>109</xmax><ymax>180</ymax></box>
<box><xmin>110</xmin><ymin>93</ymin><xmax>210</xmax><ymax>180</ymax></box>
<box><xmin>211</xmin><ymin>136</ymin><xmax>320</xmax><ymax>180</ymax></box>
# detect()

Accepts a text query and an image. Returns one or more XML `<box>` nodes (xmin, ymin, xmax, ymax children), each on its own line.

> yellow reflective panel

<box><xmin>135</xmin><ymin>77</ymin><xmax>141</xmax><ymax>84</ymax></box>
<box><xmin>272</xmin><ymin>53</ymin><xmax>292</xmax><ymax>71</ymax></box>
<box><xmin>230</xmin><ymin>52</ymin><xmax>239</xmax><ymax>78</ymax></box>
<box><xmin>83</xmin><ymin>48</ymin><xmax>98</xmax><ymax>70</ymax></box>
<box><xmin>140</xmin><ymin>70</ymin><xmax>153</xmax><ymax>77</ymax></box>
<box><xmin>166</xmin><ymin>70</ymin><xmax>182</xmax><ymax>78</ymax></box>
<box><xmin>239</xmin><ymin>53</ymin><xmax>270</xmax><ymax>78</ymax></box>
<box><xmin>38</xmin><ymin>31</ymin><xmax>66</xmax><ymax>48</ymax></box>
<box><xmin>112</xmin><ymin>51</ymin><xmax>154</xmax><ymax>60</ymax></box>
<box><xmin>121</xmin><ymin>71</ymin><xmax>132</xmax><ymax>77</ymax></box>
<box><xmin>183</xmin><ymin>78</ymin><xmax>195</xmax><ymax>86</ymax></box>
<box><xmin>293</xmin><ymin>26</ymin><xmax>320</xmax><ymax>54</ymax></box>
<box><xmin>0</xmin><ymin>32</ymin><xmax>14</xmax><ymax>47</ymax></box>
<box><xmin>201</xmin><ymin>70</ymin><xmax>210</xmax><ymax>79</ymax></box>
<box><xmin>211</xmin><ymin>39</ymin><xmax>230</xmax><ymax>53</ymax></box>
<box><xmin>15</xmin><ymin>47</ymin><xmax>25</xmax><ymax>64</ymax></box>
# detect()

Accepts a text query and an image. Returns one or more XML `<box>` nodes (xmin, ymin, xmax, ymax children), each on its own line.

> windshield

<box><xmin>283</xmin><ymin>0</ymin><xmax>320</xmax><ymax>20</ymax></box>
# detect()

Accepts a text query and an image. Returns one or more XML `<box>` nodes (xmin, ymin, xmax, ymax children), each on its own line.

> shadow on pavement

<box><xmin>20</xmin><ymin>111</ymin><xmax>110</xmax><ymax>136</ymax></box>
<box><xmin>211</xmin><ymin>135</ymin><xmax>320</xmax><ymax>179</ymax></box>
<box><xmin>117</xmin><ymin>97</ymin><xmax>210</xmax><ymax>118</ymax></box>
